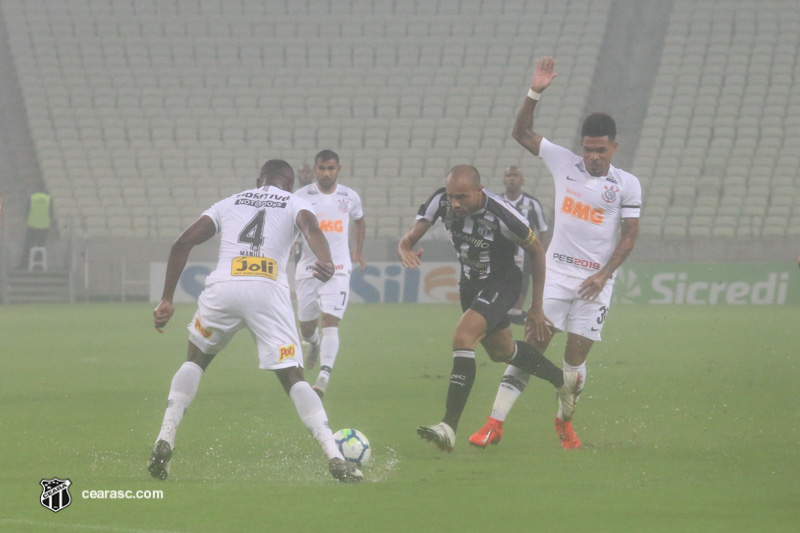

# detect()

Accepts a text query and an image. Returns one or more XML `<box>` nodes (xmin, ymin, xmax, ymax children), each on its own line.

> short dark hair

<box><xmin>259</xmin><ymin>159</ymin><xmax>294</xmax><ymax>189</ymax></box>
<box><xmin>581</xmin><ymin>112</ymin><xmax>616</xmax><ymax>140</ymax></box>
<box><xmin>315</xmin><ymin>149</ymin><xmax>339</xmax><ymax>164</ymax></box>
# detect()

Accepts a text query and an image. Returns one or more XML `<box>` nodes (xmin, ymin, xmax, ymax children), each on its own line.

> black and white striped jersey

<box><xmin>416</xmin><ymin>187</ymin><xmax>538</xmax><ymax>281</ymax></box>
<box><xmin>502</xmin><ymin>192</ymin><xmax>549</xmax><ymax>270</ymax></box>
<box><xmin>502</xmin><ymin>192</ymin><xmax>549</xmax><ymax>235</ymax></box>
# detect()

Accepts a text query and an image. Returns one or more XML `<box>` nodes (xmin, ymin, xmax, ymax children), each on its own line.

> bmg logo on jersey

<box><xmin>319</xmin><ymin>219</ymin><xmax>344</xmax><ymax>232</ymax></box>
<box><xmin>278</xmin><ymin>344</ymin><xmax>296</xmax><ymax>361</ymax></box>
<box><xmin>561</xmin><ymin>196</ymin><xmax>605</xmax><ymax>224</ymax></box>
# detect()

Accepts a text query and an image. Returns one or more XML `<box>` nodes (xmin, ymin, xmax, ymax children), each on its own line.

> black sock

<box><xmin>510</xmin><ymin>341</ymin><xmax>564</xmax><ymax>388</ymax></box>
<box><xmin>442</xmin><ymin>351</ymin><xmax>476</xmax><ymax>432</ymax></box>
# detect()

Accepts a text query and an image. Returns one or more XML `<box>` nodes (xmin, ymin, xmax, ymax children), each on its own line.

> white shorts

<box><xmin>187</xmin><ymin>281</ymin><xmax>303</xmax><ymax>370</ymax></box>
<box><xmin>543</xmin><ymin>269</ymin><xmax>614</xmax><ymax>342</ymax></box>
<box><xmin>295</xmin><ymin>275</ymin><xmax>351</xmax><ymax>322</ymax></box>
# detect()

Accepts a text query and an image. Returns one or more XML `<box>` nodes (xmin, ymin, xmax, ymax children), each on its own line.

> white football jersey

<box><xmin>538</xmin><ymin>138</ymin><xmax>642</xmax><ymax>282</ymax></box>
<box><xmin>202</xmin><ymin>185</ymin><xmax>313</xmax><ymax>288</ymax></box>
<box><xmin>295</xmin><ymin>182</ymin><xmax>364</xmax><ymax>280</ymax></box>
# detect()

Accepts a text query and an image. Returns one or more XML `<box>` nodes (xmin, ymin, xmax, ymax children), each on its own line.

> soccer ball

<box><xmin>333</xmin><ymin>428</ymin><xmax>371</xmax><ymax>467</ymax></box>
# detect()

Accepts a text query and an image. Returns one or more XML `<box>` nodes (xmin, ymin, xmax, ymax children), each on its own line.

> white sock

<box><xmin>314</xmin><ymin>369</ymin><xmax>329</xmax><ymax>390</ymax></box>
<box><xmin>156</xmin><ymin>361</ymin><xmax>204</xmax><ymax>448</ymax></box>
<box><xmin>557</xmin><ymin>361</ymin><xmax>587</xmax><ymax>420</ymax></box>
<box><xmin>319</xmin><ymin>327</ymin><xmax>339</xmax><ymax>371</ymax></box>
<box><xmin>289</xmin><ymin>381</ymin><xmax>341</xmax><ymax>460</ymax></box>
<box><xmin>491</xmin><ymin>363</ymin><xmax>531</xmax><ymax>422</ymax></box>
<box><xmin>303</xmin><ymin>329</ymin><xmax>320</xmax><ymax>346</ymax></box>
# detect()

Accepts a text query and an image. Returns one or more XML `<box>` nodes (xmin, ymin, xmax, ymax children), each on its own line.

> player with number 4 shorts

<box><xmin>149</xmin><ymin>160</ymin><xmax>362</xmax><ymax>482</ymax></box>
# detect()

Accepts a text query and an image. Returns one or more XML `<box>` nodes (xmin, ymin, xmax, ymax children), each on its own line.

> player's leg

<box><xmin>470</xmin><ymin>274</ymin><xmax>578</xmax><ymax>448</ymax></box>
<box><xmin>311</xmin><ymin>276</ymin><xmax>349</xmax><ymax>397</ymax></box>
<box><xmin>312</xmin><ymin>314</ymin><xmax>339</xmax><ymax>396</ymax></box>
<box><xmin>507</xmin><ymin>256</ymin><xmax>531</xmax><ymax>325</ymax></box>
<box><xmin>553</xmin><ymin>333</ymin><xmax>592</xmax><ymax>450</ymax></box>
<box><xmin>149</xmin><ymin>285</ymin><xmax>240</xmax><ymax>479</ymax></box>
<box><xmin>417</xmin><ymin>308</ymin><xmax>485</xmax><ymax>451</ymax></box>
<box><xmin>494</xmin><ymin>335</ymin><xmax>552</xmax><ymax>417</ymax></box>
<box><xmin>149</xmin><ymin>342</ymin><xmax>215</xmax><ymax>480</ymax></box>
<box><xmin>553</xmin><ymin>282</ymin><xmax>611</xmax><ymax>449</ymax></box>
<box><xmin>275</xmin><ymin>366</ymin><xmax>362</xmax><ymax>482</ymax></box>
<box><xmin>468</xmin><ymin>334</ymin><xmax>553</xmax><ymax>447</ymax></box>
<box><xmin>250</xmin><ymin>282</ymin><xmax>361</xmax><ymax>481</ymax></box>
<box><xmin>562</xmin><ymin>333</ymin><xmax>592</xmax><ymax>405</ymax></box>
<box><xmin>483</xmin><ymin>328</ymin><xmax>569</xmax><ymax>393</ymax></box>
<box><xmin>418</xmin><ymin>271</ymin><xmax>519</xmax><ymax>451</ymax></box>
<box><xmin>295</xmin><ymin>278</ymin><xmax>322</xmax><ymax>368</ymax></box>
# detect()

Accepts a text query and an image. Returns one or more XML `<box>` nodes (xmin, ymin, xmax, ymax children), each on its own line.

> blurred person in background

<box><xmin>296</xmin><ymin>163</ymin><xmax>315</xmax><ymax>188</ymax></box>
<box><xmin>500</xmin><ymin>166</ymin><xmax>551</xmax><ymax>325</ymax></box>
<box><xmin>18</xmin><ymin>189</ymin><xmax>52</xmax><ymax>269</ymax></box>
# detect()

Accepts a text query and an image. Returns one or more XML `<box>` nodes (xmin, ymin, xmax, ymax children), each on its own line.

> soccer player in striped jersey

<box><xmin>470</xmin><ymin>57</ymin><xmax>642</xmax><ymax>450</ymax></box>
<box><xmin>398</xmin><ymin>164</ymin><xmax>581</xmax><ymax>452</ymax></box>
<box><xmin>501</xmin><ymin>166</ymin><xmax>551</xmax><ymax>325</ymax></box>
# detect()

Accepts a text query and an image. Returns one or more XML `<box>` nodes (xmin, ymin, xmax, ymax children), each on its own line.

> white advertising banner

<box><xmin>149</xmin><ymin>261</ymin><xmax>462</xmax><ymax>304</ymax></box>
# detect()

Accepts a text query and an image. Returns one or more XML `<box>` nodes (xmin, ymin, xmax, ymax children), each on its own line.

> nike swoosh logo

<box><xmin>590</xmin><ymin>327</ymin><xmax>600</xmax><ymax>331</ymax></box>
<box><xmin>566</xmin><ymin>176</ymin><xmax>577</xmax><ymax>181</ymax></box>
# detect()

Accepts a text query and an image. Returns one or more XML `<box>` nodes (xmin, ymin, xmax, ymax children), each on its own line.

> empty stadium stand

<box><xmin>631</xmin><ymin>0</ymin><xmax>799</xmax><ymax>239</ymax></box>
<box><xmin>2</xmin><ymin>0</ymin><xmax>610</xmax><ymax>241</ymax></box>
<box><xmin>1</xmin><ymin>0</ymin><xmax>798</xmax><ymax>301</ymax></box>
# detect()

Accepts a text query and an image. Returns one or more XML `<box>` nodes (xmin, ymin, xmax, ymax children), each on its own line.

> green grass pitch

<box><xmin>1</xmin><ymin>302</ymin><xmax>798</xmax><ymax>532</ymax></box>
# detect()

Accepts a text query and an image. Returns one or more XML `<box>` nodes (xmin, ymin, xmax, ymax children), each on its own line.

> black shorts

<box><xmin>459</xmin><ymin>266</ymin><xmax>522</xmax><ymax>333</ymax></box>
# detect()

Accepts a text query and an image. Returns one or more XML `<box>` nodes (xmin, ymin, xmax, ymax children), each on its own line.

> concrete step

<box><xmin>4</xmin><ymin>270</ymin><xmax>72</xmax><ymax>303</ymax></box>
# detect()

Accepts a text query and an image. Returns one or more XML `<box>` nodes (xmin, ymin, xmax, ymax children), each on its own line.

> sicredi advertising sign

<box><xmin>611</xmin><ymin>264</ymin><xmax>798</xmax><ymax>305</ymax></box>
<box><xmin>151</xmin><ymin>262</ymin><xmax>799</xmax><ymax>305</ymax></box>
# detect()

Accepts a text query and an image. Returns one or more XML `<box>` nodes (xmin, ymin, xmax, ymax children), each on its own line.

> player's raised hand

<box><xmin>312</xmin><ymin>260</ymin><xmax>336</xmax><ymax>282</ymax></box>
<box><xmin>154</xmin><ymin>300</ymin><xmax>175</xmax><ymax>332</ymax></box>
<box><xmin>530</xmin><ymin>56</ymin><xmax>557</xmax><ymax>94</ymax></box>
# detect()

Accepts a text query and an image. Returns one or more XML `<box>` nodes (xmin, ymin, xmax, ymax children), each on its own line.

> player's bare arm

<box><xmin>351</xmin><ymin>216</ymin><xmax>367</xmax><ymax>272</ymax></box>
<box><xmin>519</xmin><ymin>232</ymin><xmax>552</xmax><ymax>343</ymax></box>
<box><xmin>297</xmin><ymin>209</ymin><xmax>335</xmax><ymax>282</ymax></box>
<box><xmin>512</xmin><ymin>56</ymin><xmax>557</xmax><ymax>156</ymax></box>
<box><xmin>154</xmin><ymin>215</ymin><xmax>217</xmax><ymax>332</ymax></box>
<box><xmin>579</xmin><ymin>218</ymin><xmax>639</xmax><ymax>301</ymax></box>
<box><xmin>398</xmin><ymin>219</ymin><xmax>431</xmax><ymax>269</ymax></box>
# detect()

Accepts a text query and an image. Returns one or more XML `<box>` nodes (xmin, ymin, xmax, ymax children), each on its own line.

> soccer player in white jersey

<box><xmin>148</xmin><ymin>159</ymin><xmax>362</xmax><ymax>482</ymax></box>
<box><xmin>294</xmin><ymin>150</ymin><xmax>366</xmax><ymax>398</ymax></box>
<box><xmin>469</xmin><ymin>57</ymin><xmax>642</xmax><ymax>450</ymax></box>
<box><xmin>501</xmin><ymin>166</ymin><xmax>551</xmax><ymax>325</ymax></box>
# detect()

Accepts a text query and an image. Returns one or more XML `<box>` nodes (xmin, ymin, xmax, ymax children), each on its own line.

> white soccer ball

<box><xmin>333</xmin><ymin>428</ymin><xmax>371</xmax><ymax>466</ymax></box>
